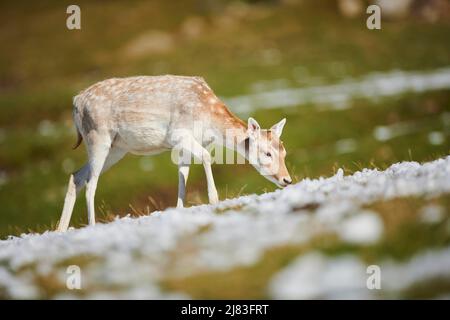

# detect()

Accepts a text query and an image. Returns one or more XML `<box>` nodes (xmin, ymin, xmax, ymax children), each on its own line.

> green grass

<box><xmin>0</xmin><ymin>0</ymin><xmax>450</xmax><ymax>238</ymax></box>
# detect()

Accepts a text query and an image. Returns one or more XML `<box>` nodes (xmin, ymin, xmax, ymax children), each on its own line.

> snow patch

<box><xmin>338</xmin><ymin>211</ymin><xmax>384</xmax><ymax>245</ymax></box>
<box><xmin>268</xmin><ymin>253</ymin><xmax>369</xmax><ymax>299</ymax></box>
<box><xmin>269</xmin><ymin>247</ymin><xmax>450</xmax><ymax>299</ymax></box>
<box><xmin>224</xmin><ymin>67</ymin><xmax>450</xmax><ymax>113</ymax></box>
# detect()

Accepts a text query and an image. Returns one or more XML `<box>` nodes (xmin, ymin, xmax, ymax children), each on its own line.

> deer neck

<box><xmin>206</xmin><ymin>102</ymin><xmax>249</xmax><ymax>158</ymax></box>
<box><xmin>215</xmin><ymin>115</ymin><xmax>249</xmax><ymax>159</ymax></box>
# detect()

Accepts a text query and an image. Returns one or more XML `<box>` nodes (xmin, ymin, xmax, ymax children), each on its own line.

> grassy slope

<box><xmin>0</xmin><ymin>1</ymin><xmax>449</xmax><ymax>237</ymax></box>
<box><xmin>161</xmin><ymin>195</ymin><xmax>450</xmax><ymax>299</ymax></box>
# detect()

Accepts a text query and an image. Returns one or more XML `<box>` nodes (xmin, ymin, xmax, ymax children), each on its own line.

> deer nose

<box><xmin>283</xmin><ymin>178</ymin><xmax>292</xmax><ymax>185</ymax></box>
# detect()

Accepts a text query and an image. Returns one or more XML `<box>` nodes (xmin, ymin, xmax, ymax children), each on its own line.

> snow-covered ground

<box><xmin>1</xmin><ymin>156</ymin><xmax>449</xmax><ymax>299</ymax></box>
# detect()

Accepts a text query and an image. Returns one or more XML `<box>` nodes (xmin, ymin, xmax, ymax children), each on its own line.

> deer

<box><xmin>57</xmin><ymin>75</ymin><xmax>292</xmax><ymax>232</ymax></box>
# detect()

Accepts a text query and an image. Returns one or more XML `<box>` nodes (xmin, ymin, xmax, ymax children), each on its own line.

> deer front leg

<box><xmin>202</xmin><ymin>157</ymin><xmax>219</xmax><ymax>205</ymax></box>
<box><xmin>177</xmin><ymin>164</ymin><xmax>190</xmax><ymax>208</ymax></box>
<box><xmin>177</xmin><ymin>135</ymin><xmax>219</xmax><ymax>205</ymax></box>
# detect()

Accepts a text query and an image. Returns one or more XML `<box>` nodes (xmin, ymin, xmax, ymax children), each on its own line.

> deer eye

<box><xmin>266</xmin><ymin>152</ymin><xmax>272</xmax><ymax>157</ymax></box>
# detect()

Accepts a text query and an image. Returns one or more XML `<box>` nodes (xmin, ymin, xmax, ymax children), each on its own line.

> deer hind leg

<box><xmin>101</xmin><ymin>147</ymin><xmax>127</xmax><ymax>174</ymax></box>
<box><xmin>57</xmin><ymin>164</ymin><xmax>90</xmax><ymax>232</ymax></box>
<box><xmin>86</xmin><ymin>143</ymin><xmax>127</xmax><ymax>226</ymax></box>
<box><xmin>85</xmin><ymin>138</ymin><xmax>113</xmax><ymax>227</ymax></box>
<box><xmin>56</xmin><ymin>146</ymin><xmax>126</xmax><ymax>232</ymax></box>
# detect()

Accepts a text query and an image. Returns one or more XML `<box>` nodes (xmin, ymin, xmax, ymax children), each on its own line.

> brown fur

<box><xmin>193</xmin><ymin>81</ymin><xmax>246</xmax><ymax>132</ymax></box>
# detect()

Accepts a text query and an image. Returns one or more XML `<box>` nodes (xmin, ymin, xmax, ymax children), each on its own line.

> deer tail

<box><xmin>72</xmin><ymin>128</ymin><xmax>83</xmax><ymax>149</ymax></box>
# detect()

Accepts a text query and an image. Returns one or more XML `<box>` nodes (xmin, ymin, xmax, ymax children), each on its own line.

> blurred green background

<box><xmin>0</xmin><ymin>0</ymin><xmax>449</xmax><ymax>239</ymax></box>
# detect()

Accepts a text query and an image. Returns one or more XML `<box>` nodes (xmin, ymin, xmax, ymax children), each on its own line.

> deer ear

<box><xmin>271</xmin><ymin>118</ymin><xmax>286</xmax><ymax>138</ymax></box>
<box><xmin>247</xmin><ymin>117</ymin><xmax>260</xmax><ymax>139</ymax></box>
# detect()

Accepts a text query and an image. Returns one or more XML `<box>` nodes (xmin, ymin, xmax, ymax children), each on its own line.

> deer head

<box><xmin>246</xmin><ymin>117</ymin><xmax>292</xmax><ymax>187</ymax></box>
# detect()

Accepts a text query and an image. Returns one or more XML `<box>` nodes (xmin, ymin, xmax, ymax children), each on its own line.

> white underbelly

<box><xmin>115</xmin><ymin>123</ymin><xmax>171</xmax><ymax>155</ymax></box>
<box><xmin>129</xmin><ymin>147</ymin><xmax>168</xmax><ymax>156</ymax></box>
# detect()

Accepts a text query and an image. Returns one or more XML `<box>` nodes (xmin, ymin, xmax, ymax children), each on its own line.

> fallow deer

<box><xmin>57</xmin><ymin>75</ymin><xmax>291</xmax><ymax>232</ymax></box>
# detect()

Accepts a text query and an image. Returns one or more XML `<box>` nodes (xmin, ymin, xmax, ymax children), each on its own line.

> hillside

<box><xmin>1</xmin><ymin>156</ymin><xmax>449</xmax><ymax>299</ymax></box>
<box><xmin>1</xmin><ymin>1</ymin><xmax>450</xmax><ymax>238</ymax></box>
